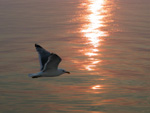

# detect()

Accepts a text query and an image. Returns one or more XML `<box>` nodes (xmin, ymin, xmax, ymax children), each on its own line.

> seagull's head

<box><xmin>60</xmin><ymin>69</ymin><xmax>70</xmax><ymax>74</ymax></box>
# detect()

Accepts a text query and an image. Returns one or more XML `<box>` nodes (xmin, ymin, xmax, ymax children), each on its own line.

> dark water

<box><xmin>0</xmin><ymin>0</ymin><xmax>150</xmax><ymax>113</ymax></box>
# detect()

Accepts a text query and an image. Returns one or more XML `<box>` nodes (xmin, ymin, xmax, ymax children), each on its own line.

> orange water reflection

<box><xmin>80</xmin><ymin>0</ymin><xmax>108</xmax><ymax>71</ymax></box>
<box><xmin>92</xmin><ymin>85</ymin><xmax>102</xmax><ymax>89</ymax></box>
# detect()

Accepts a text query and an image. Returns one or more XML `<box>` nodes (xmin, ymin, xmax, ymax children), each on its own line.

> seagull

<box><xmin>28</xmin><ymin>44</ymin><xmax>70</xmax><ymax>78</ymax></box>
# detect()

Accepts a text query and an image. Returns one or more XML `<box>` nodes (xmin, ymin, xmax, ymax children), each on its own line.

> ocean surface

<box><xmin>0</xmin><ymin>0</ymin><xmax>150</xmax><ymax>113</ymax></box>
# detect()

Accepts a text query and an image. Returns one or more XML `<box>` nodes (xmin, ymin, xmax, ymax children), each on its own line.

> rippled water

<box><xmin>0</xmin><ymin>0</ymin><xmax>150</xmax><ymax>113</ymax></box>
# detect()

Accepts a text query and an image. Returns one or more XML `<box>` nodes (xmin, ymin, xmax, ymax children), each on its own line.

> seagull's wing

<box><xmin>35</xmin><ymin>44</ymin><xmax>51</xmax><ymax>71</ymax></box>
<box><xmin>42</xmin><ymin>53</ymin><xmax>62</xmax><ymax>72</ymax></box>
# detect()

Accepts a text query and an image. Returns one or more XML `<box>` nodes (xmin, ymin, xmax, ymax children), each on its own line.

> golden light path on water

<box><xmin>80</xmin><ymin>0</ymin><xmax>108</xmax><ymax>71</ymax></box>
<box><xmin>80</xmin><ymin>0</ymin><xmax>109</xmax><ymax>91</ymax></box>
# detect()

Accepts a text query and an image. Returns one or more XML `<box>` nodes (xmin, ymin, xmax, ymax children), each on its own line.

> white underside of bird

<box><xmin>28</xmin><ymin>44</ymin><xmax>70</xmax><ymax>78</ymax></box>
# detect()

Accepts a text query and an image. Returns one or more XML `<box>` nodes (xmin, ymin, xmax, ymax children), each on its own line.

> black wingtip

<box><xmin>35</xmin><ymin>44</ymin><xmax>42</xmax><ymax>48</ymax></box>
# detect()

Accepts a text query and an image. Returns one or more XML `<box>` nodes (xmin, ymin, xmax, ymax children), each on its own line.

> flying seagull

<box><xmin>28</xmin><ymin>44</ymin><xmax>70</xmax><ymax>78</ymax></box>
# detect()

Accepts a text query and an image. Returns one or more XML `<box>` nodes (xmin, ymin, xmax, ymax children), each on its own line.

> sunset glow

<box><xmin>81</xmin><ymin>0</ymin><xmax>107</xmax><ymax>48</ymax></box>
<box><xmin>80</xmin><ymin>0</ymin><xmax>108</xmax><ymax>71</ymax></box>
<box><xmin>92</xmin><ymin>85</ymin><xmax>102</xmax><ymax>89</ymax></box>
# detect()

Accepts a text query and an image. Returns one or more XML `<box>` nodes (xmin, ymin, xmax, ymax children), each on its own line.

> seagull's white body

<box><xmin>28</xmin><ymin>44</ymin><xmax>70</xmax><ymax>78</ymax></box>
<box><xmin>29</xmin><ymin>69</ymin><xmax>65</xmax><ymax>78</ymax></box>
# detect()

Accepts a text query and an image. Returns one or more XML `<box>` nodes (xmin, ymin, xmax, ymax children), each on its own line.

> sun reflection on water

<box><xmin>92</xmin><ymin>85</ymin><xmax>102</xmax><ymax>90</ymax></box>
<box><xmin>80</xmin><ymin>0</ymin><xmax>108</xmax><ymax>71</ymax></box>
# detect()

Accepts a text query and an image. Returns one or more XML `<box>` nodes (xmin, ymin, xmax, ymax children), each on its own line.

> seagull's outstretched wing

<box><xmin>35</xmin><ymin>44</ymin><xmax>51</xmax><ymax>71</ymax></box>
<box><xmin>42</xmin><ymin>53</ymin><xmax>62</xmax><ymax>72</ymax></box>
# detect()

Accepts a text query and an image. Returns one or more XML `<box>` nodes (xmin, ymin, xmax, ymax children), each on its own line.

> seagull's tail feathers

<box><xmin>28</xmin><ymin>72</ymin><xmax>42</xmax><ymax>78</ymax></box>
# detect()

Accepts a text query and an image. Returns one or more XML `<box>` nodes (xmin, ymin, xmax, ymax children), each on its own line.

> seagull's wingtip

<box><xmin>35</xmin><ymin>44</ymin><xmax>42</xmax><ymax>48</ymax></box>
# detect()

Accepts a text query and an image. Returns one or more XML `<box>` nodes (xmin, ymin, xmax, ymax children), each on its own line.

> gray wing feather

<box><xmin>42</xmin><ymin>53</ymin><xmax>62</xmax><ymax>72</ymax></box>
<box><xmin>35</xmin><ymin>44</ymin><xmax>51</xmax><ymax>71</ymax></box>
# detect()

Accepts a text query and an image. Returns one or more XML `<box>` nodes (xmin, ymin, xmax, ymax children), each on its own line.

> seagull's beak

<box><xmin>65</xmin><ymin>71</ymin><xmax>70</xmax><ymax>74</ymax></box>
